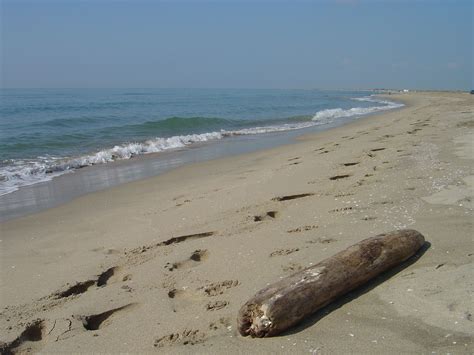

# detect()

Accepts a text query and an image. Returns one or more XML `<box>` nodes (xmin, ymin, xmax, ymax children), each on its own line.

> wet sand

<box><xmin>1</xmin><ymin>91</ymin><xmax>472</xmax><ymax>353</ymax></box>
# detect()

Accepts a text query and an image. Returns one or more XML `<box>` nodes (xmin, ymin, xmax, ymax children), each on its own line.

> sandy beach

<box><xmin>1</xmin><ymin>91</ymin><xmax>472</xmax><ymax>353</ymax></box>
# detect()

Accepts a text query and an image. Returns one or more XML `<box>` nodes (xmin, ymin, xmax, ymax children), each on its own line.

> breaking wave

<box><xmin>0</xmin><ymin>95</ymin><xmax>403</xmax><ymax>196</ymax></box>
<box><xmin>312</xmin><ymin>96</ymin><xmax>404</xmax><ymax>121</ymax></box>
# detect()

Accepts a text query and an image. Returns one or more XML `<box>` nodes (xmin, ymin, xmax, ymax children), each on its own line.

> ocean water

<box><xmin>0</xmin><ymin>89</ymin><xmax>403</xmax><ymax>196</ymax></box>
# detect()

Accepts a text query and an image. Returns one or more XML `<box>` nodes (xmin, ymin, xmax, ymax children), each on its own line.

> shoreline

<box><xmin>1</xmin><ymin>88</ymin><xmax>394</xmax><ymax>201</ymax></box>
<box><xmin>0</xmin><ymin>95</ymin><xmax>404</xmax><ymax>222</ymax></box>
<box><xmin>1</xmin><ymin>91</ymin><xmax>472</xmax><ymax>353</ymax></box>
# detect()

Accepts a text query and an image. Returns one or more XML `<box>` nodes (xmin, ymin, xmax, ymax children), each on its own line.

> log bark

<box><xmin>237</xmin><ymin>229</ymin><xmax>425</xmax><ymax>337</ymax></box>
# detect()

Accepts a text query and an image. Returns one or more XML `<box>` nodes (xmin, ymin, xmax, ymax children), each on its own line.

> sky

<box><xmin>1</xmin><ymin>0</ymin><xmax>472</xmax><ymax>90</ymax></box>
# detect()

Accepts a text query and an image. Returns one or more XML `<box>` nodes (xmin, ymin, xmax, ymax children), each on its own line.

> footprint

<box><xmin>270</xmin><ymin>248</ymin><xmax>299</xmax><ymax>257</ymax></box>
<box><xmin>158</xmin><ymin>232</ymin><xmax>215</xmax><ymax>246</ymax></box>
<box><xmin>164</xmin><ymin>261</ymin><xmax>182</xmax><ymax>272</ymax></box>
<box><xmin>287</xmin><ymin>225</ymin><xmax>318</xmax><ymax>233</ymax></box>
<box><xmin>272</xmin><ymin>193</ymin><xmax>314</xmax><ymax>202</ymax></box>
<box><xmin>167</xmin><ymin>288</ymin><xmax>185</xmax><ymax>299</ymax></box>
<box><xmin>54</xmin><ymin>265</ymin><xmax>128</xmax><ymax>298</ymax></box>
<box><xmin>319</xmin><ymin>238</ymin><xmax>336</xmax><ymax>244</ymax></box>
<box><xmin>334</xmin><ymin>192</ymin><xmax>354</xmax><ymax>198</ymax></box>
<box><xmin>307</xmin><ymin>237</ymin><xmax>337</xmax><ymax>244</ymax></box>
<box><xmin>127</xmin><ymin>245</ymin><xmax>154</xmax><ymax>255</ymax></box>
<box><xmin>282</xmin><ymin>262</ymin><xmax>303</xmax><ymax>272</ymax></box>
<box><xmin>1</xmin><ymin>318</ymin><xmax>81</xmax><ymax>352</ymax></box>
<box><xmin>154</xmin><ymin>329</ymin><xmax>206</xmax><ymax>347</ymax></box>
<box><xmin>189</xmin><ymin>249</ymin><xmax>207</xmax><ymax>262</ymax></box>
<box><xmin>130</xmin><ymin>232</ymin><xmax>216</xmax><ymax>255</ymax></box>
<box><xmin>288</xmin><ymin>157</ymin><xmax>300</xmax><ymax>161</ymax></box>
<box><xmin>175</xmin><ymin>199</ymin><xmax>191</xmax><ymax>207</ymax></box>
<box><xmin>167</xmin><ymin>287</ymin><xmax>200</xmax><ymax>302</ymax></box>
<box><xmin>342</xmin><ymin>162</ymin><xmax>359</xmax><ymax>166</ymax></box>
<box><xmin>253</xmin><ymin>211</ymin><xmax>278</xmax><ymax>222</ymax></box>
<box><xmin>329</xmin><ymin>206</ymin><xmax>354</xmax><ymax>213</ymax></box>
<box><xmin>355</xmin><ymin>179</ymin><xmax>366</xmax><ymax>186</ymax></box>
<box><xmin>329</xmin><ymin>174</ymin><xmax>351</xmax><ymax>181</ymax></box>
<box><xmin>165</xmin><ymin>249</ymin><xmax>209</xmax><ymax>271</ymax></box>
<box><xmin>205</xmin><ymin>300</ymin><xmax>228</xmax><ymax>311</ymax></box>
<box><xmin>54</xmin><ymin>280</ymin><xmax>96</xmax><ymax>299</ymax></box>
<box><xmin>208</xmin><ymin>317</ymin><xmax>232</xmax><ymax>331</ymax></box>
<box><xmin>0</xmin><ymin>319</ymin><xmax>46</xmax><ymax>355</ymax></box>
<box><xmin>97</xmin><ymin>266</ymin><xmax>125</xmax><ymax>287</ymax></box>
<box><xmin>77</xmin><ymin>303</ymin><xmax>137</xmax><ymax>331</ymax></box>
<box><xmin>199</xmin><ymin>280</ymin><xmax>240</xmax><ymax>297</ymax></box>
<box><xmin>372</xmin><ymin>200</ymin><xmax>393</xmax><ymax>205</ymax></box>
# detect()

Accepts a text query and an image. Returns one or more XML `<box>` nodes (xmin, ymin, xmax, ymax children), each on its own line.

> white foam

<box><xmin>224</xmin><ymin>121</ymin><xmax>318</xmax><ymax>136</ymax></box>
<box><xmin>0</xmin><ymin>96</ymin><xmax>403</xmax><ymax>196</ymax></box>
<box><xmin>313</xmin><ymin>96</ymin><xmax>403</xmax><ymax>122</ymax></box>
<box><xmin>0</xmin><ymin>158</ymin><xmax>71</xmax><ymax>196</ymax></box>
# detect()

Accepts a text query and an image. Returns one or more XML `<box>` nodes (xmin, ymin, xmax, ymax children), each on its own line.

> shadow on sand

<box><xmin>280</xmin><ymin>241</ymin><xmax>431</xmax><ymax>336</ymax></box>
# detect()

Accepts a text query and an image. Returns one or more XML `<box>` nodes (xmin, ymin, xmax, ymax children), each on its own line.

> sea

<box><xmin>0</xmin><ymin>88</ymin><xmax>403</xmax><ymax>220</ymax></box>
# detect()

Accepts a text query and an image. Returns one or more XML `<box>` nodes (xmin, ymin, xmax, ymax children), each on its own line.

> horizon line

<box><xmin>1</xmin><ymin>87</ymin><xmax>468</xmax><ymax>92</ymax></box>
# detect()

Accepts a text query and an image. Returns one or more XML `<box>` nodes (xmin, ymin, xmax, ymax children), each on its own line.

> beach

<box><xmin>1</xmin><ymin>91</ymin><xmax>472</xmax><ymax>353</ymax></box>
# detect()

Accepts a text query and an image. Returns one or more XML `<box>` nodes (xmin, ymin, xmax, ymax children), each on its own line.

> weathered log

<box><xmin>237</xmin><ymin>229</ymin><xmax>425</xmax><ymax>337</ymax></box>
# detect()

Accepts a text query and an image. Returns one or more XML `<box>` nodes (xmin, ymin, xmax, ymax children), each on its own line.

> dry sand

<box><xmin>0</xmin><ymin>91</ymin><xmax>472</xmax><ymax>354</ymax></box>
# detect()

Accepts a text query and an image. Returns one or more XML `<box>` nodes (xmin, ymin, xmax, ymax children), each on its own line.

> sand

<box><xmin>0</xmin><ymin>91</ymin><xmax>472</xmax><ymax>354</ymax></box>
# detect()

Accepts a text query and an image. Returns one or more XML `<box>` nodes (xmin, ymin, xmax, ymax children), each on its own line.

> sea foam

<box><xmin>312</xmin><ymin>96</ymin><xmax>403</xmax><ymax>122</ymax></box>
<box><xmin>0</xmin><ymin>96</ymin><xmax>403</xmax><ymax>196</ymax></box>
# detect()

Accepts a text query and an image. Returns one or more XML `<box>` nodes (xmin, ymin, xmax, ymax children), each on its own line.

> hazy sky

<box><xmin>1</xmin><ymin>0</ymin><xmax>472</xmax><ymax>90</ymax></box>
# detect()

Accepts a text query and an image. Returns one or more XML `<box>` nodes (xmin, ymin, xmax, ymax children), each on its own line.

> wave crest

<box><xmin>312</xmin><ymin>96</ymin><xmax>403</xmax><ymax>122</ymax></box>
<box><xmin>0</xmin><ymin>96</ymin><xmax>403</xmax><ymax>196</ymax></box>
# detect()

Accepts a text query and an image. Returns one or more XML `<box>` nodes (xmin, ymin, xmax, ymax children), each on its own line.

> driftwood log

<box><xmin>238</xmin><ymin>229</ymin><xmax>425</xmax><ymax>337</ymax></box>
